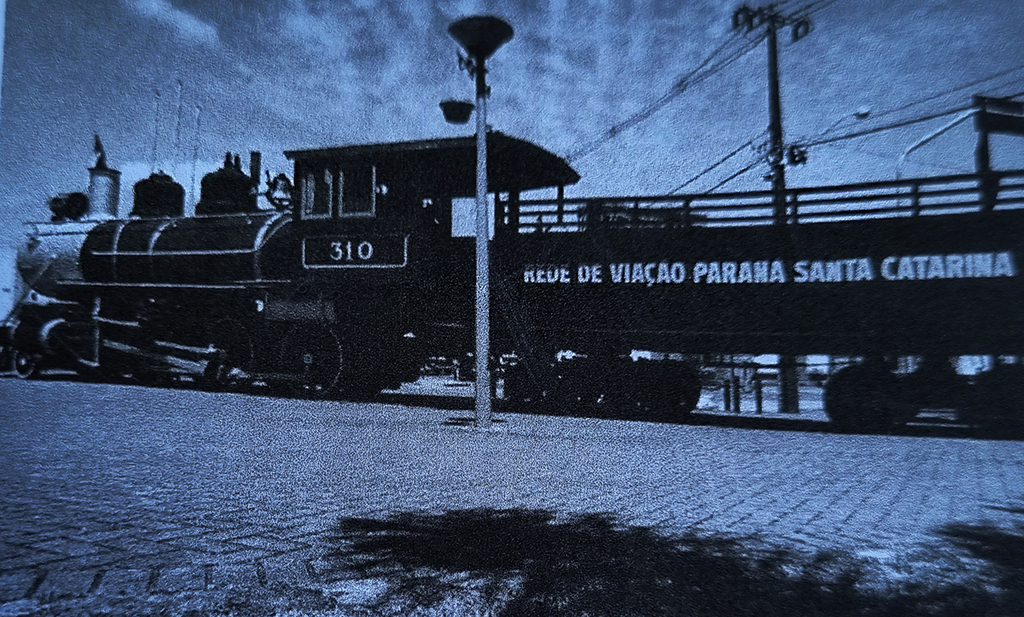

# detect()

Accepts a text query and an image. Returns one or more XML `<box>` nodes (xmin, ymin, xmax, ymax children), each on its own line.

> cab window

<box><xmin>300</xmin><ymin>165</ymin><xmax>376</xmax><ymax>218</ymax></box>
<box><xmin>340</xmin><ymin>166</ymin><xmax>375</xmax><ymax>216</ymax></box>
<box><xmin>300</xmin><ymin>169</ymin><xmax>332</xmax><ymax>218</ymax></box>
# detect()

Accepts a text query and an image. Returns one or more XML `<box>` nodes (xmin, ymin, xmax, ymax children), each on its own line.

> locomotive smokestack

<box><xmin>89</xmin><ymin>135</ymin><xmax>121</xmax><ymax>218</ymax></box>
<box><xmin>249</xmin><ymin>151</ymin><xmax>261</xmax><ymax>184</ymax></box>
<box><xmin>249</xmin><ymin>151</ymin><xmax>261</xmax><ymax>209</ymax></box>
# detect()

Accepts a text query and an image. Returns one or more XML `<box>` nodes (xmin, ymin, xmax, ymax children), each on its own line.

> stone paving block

<box><xmin>139</xmin><ymin>517</ymin><xmax>196</xmax><ymax>533</ymax></box>
<box><xmin>217</xmin><ymin>548</ymin><xmax>280</xmax><ymax>565</ymax></box>
<box><xmin>230</xmin><ymin>534</ymin><xmax>310</xmax><ymax>553</ymax></box>
<box><xmin>160</xmin><ymin>534</ymin><xmax>261</xmax><ymax>556</ymax></box>
<box><xmin>93</xmin><ymin>533</ymin><xmax>168</xmax><ymax>557</ymax></box>
<box><xmin>148</xmin><ymin>524</ymin><xmax>212</xmax><ymax>543</ymax></box>
<box><xmin>0</xmin><ymin>551</ymin><xmax>67</xmax><ymax>572</ymax></box>
<box><xmin>29</xmin><ymin>538</ymin><xmax>103</xmax><ymax>560</ymax></box>
<box><xmin>70</xmin><ymin>528</ymin><xmax>135</xmax><ymax>545</ymax></box>
<box><xmin>153</xmin><ymin>566</ymin><xmax>205</xmax><ymax>594</ymax></box>
<box><xmin>4</xmin><ymin>381</ymin><xmax>1024</xmax><ymax>615</ymax></box>
<box><xmin>322</xmin><ymin>577</ymin><xmax>390</xmax><ymax>605</ymax></box>
<box><xmin>49</xmin><ymin>549</ymin><xmax>129</xmax><ymax>572</ymax></box>
<box><xmin>262</xmin><ymin>555</ymin><xmax>317</xmax><ymax>588</ymax></box>
<box><xmin>65</xmin><ymin>548</ymin><xmax>187</xmax><ymax>573</ymax></box>
<box><xmin>272</xmin><ymin>517</ymin><xmax>337</xmax><ymax>541</ymax></box>
<box><xmin>209</xmin><ymin>563</ymin><xmax>261</xmax><ymax>591</ymax></box>
<box><xmin>0</xmin><ymin>571</ymin><xmax>37</xmax><ymax>602</ymax></box>
<box><xmin>0</xmin><ymin>598</ymin><xmax>43</xmax><ymax>616</ymax></box>
<box><xmin>31</xmin><ymin>568</ymin><xmax>95</xmax><ymax>603</ymax></box>
<box><xmin>96</xmin><ymin>568</ymin><xmax>150</xmax><ymax>597</ymax></box>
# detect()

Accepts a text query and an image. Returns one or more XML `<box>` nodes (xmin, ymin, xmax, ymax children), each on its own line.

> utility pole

<box><xmin>732</xmin><ymin>4</ymin><xmax>811</xmax><ymax>224</ymax></box>
<box><xmin>765</xmin><ymin>14</ymin><xmax>786</xmax><ymax>223</ymax></box>
<box><xmin>973</xmin><ymin>95</ymin><xmax>1024</xmax><ymax>212</ymax></box>
<box><xmin>732</xmin><ymin>5</ymin><xmax>811</xmax><ymax>415</ymax></box>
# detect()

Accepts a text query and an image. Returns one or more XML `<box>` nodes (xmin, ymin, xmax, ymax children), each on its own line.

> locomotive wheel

<box><xmin>824</xmin><ymin>364</ymin><xmax>917</xmax><ymax>432</ymax></box>
<box><xmin>964</xmin><ymin>365</ymin><xmax>1024</xmax><ymax>437</ymax></box>
<box><xmin>627</xmin><ymin>363</ymin><xmax>702</xmax><ymax>421</ymax></box>
<box><xmin>280</xmin><ymin>326</ymin><xmax>344</xmax><ymax>397</ymax></box>
<box><xmin>203</xmin><ymin>319</ymin><xmax>255</xmax><ymax>389</ymax></box>
<box><xmin>675</xmin><ymin>365</ymin><xmax>703</xmax><ymax>415</ymax></box>
<box><xmin>551</xmin><ymin>366</ymin><xmax>591</xmax><ymax>410</ymax></box>
<box><xmin>13</xmin><ymin>350</ymin><xmax>40</xmax><ymax>380</ymax></box>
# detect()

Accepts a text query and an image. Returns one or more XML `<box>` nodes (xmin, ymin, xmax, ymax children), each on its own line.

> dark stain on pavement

<box><xmin>325</xmin><ymin>508</ymin><xmax>1024</xmax><ymax>617</ymax></box>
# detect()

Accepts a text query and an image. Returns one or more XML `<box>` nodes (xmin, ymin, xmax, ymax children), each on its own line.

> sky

<box><xmin>1</xmin><ymin>0</ymin><xmax>1023</xmax><ymax>253</ymax></box>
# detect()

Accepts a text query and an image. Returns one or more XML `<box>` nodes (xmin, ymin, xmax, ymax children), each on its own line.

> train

<box><xmin>4</xmin><ymin>119</ymin><xmax>1024</xmax><ymax>432</ymax></box>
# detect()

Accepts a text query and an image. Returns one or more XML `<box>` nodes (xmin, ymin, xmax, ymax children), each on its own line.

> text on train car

<box><xmin>521</xmin><ymin>252</ymin><xmax>1016</xmax><ymax>286</ymax></box>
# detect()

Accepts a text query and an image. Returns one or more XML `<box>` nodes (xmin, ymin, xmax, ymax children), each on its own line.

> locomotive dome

<box><xmin>196</xmin><ymin>152</ymin><xmax>258</xmax><ymax>215</ymax></box>
<box><xmin>131</xmin><ymin>171</ymin><xmax>184</xmax><ymax>218</ymax></box>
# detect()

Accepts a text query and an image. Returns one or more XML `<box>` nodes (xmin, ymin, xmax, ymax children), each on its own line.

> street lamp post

<box><xmin>447</xmin><ymin>16</ymin><xmax>513</xmax><ymax>429</ymax></box>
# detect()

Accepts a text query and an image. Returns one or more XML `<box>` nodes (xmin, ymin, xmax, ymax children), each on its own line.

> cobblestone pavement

<box><xmin>1</xmin><ymin>378</ymin><xmax>1022</xmax><ymax>615</ymax></box>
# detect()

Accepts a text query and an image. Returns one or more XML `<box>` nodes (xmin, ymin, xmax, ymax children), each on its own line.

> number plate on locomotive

<box><xmin>303</xmin><ymin>235</ymin><xmax>408</xmax><ymax>268</ymax></box>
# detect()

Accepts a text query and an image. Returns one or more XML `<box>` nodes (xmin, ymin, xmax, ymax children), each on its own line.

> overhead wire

<box><xmin>675</xmin><ymin>0</ymin><xmax>838</xmax><ymax>192</ymax></box>
<box><xmin>705</xmin><ymin>159</ymin><xmax>762</xmax><ymax>193</ymax></box>
<box><xmin>566</xmin><ymin>32</ymin><xmax>765</xmax><ymax>162</ymax></box>
<box><xmin>564</xmin><ymin>38</ymin><xmax>734</xmax><ymax>161</ymax></box>
<box><xmin>790</xmin><ymin>0</ymin><xmax>841</xmax><ymax>18</ymax></box>
<box><xmin>788</xmin><ymin>74</ymin><xmax>1024</xmax><ymax>169</ymax></box>
<box><xmin>803</xmin><ymin>104</ymin><xmax>975</xmax><ymax>147</ymax></box>
<box><xmin>567</xmin><ymin>0</ymin><xmax>843</xmax><ymax>173</ymax></box>
<box><xmin>705</xmin><ymin>0</ymin><xmax>1024</xmax><ymax>190</ymax></box>
<box><xmin>821</xmin><ymin>141</ymin><xmax>968</xmax><ymax>174</ymax></box>
<box><xmin>805</xmin><ymin>87</ymin><xmax>1024</xmax><ymax>148</ymax></box>
<box><xmin>851</xmin><ymin>64</ymin><xmax>1024</xmax><ymax>127</ymax></box>
<box><xmin>669</xmin><ymin>138</ymin><xmax>759</xmax><ymax>194</ymax></box>
<box><xmin>571</xmin><ymin>0</ymin><xmax>1015</xmax><ymax>189</ymax></box>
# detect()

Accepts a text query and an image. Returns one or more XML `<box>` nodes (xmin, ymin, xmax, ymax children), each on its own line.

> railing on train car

<box><xmin>505</xmin><ymin>170</ymin><xmax>1024</xmax><ymax>233</ymax></box>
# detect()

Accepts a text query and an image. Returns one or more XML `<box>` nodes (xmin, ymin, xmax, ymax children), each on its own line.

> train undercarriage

<box><xmin>4</xmin><ymin>299</ymin><xmax>1021</xmax><ymax>436</ymax></box>
<box><xmin>496</xmin><ymin>348</ymin><xmax>1023</xmax><ymax>433</ymax></box>
<box><xmin>3</xmin><ymin>292</ymin><xmax>422</xmax><ymax>399</ymax></box>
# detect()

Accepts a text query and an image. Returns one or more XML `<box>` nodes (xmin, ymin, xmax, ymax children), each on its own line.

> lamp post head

<box><xmin>448</xmin><ymin>15</ymin><xmax>513</xmax><ymax>60</ymax></box>
<box><xmin>440</xmin><ymin>99</ymin><xmax>475</xmax><ymax>124</ymax></box>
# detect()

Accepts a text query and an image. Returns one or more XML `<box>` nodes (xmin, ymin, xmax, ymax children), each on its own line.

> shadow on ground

<box><xmin>322</xmin><ymin>508</ymin><xmax>1024</xmax><ymax>617</ymax></box>
<box><xmin>937</xmin><ymin>505</ymin><xmax>1024</xmax><ymax>608</ymax></box>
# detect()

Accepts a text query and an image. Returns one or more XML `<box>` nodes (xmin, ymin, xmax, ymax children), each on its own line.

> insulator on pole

<box><xmin>792</xmin><ymin>19</ymin><xmax>812</xmax><ymax>43</ymax></box>
<box><xmin>732</xmin><ymin>6</ymin><xmax>752</xmax><ymax>31</ymax></box>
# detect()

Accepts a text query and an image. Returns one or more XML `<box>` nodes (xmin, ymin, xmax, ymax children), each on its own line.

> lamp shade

<box><xmin>448</xmin><ymin>16</ymin><xmax>513</xmax><ymax>60</ymax></box>
<box><xmin>440</xmin><ymin>100</ymin><xmax>475</xmax><ymax>124</ymax></box>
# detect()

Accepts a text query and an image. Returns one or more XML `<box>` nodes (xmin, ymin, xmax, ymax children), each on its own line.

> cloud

<box><xmin>127</xmin><ymin>0</ymin><xmax>221</xmax><ymax>48</ymax></box>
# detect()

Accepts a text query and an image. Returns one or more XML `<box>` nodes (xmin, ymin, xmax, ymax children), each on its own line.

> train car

<box><xmin>492</xmin><ymin>170</ymin><xmax>1024</xmax><ymax>430</ymax></box>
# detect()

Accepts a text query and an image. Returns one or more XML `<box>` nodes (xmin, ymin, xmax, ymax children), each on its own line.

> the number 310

<box><xmin>330</xmin><ymin>240</ymin><xmax>374</xmax><ymax>261</ymax></box>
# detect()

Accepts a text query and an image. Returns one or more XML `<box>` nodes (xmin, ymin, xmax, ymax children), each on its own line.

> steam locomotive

<box><xmin>6</xmin><ymin>128</ymin><xmax>1024</xmax><ymax>432</ymax></box>
<box><xmin>7</xmin><ymin>133</ymin><xmax>577</xmax><ymax>397</ymax></box>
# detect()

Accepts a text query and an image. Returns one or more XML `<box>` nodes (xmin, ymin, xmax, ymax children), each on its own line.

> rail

<box><xmin>504</xmin><ymin>170</ymin><xmax>1024</xmax><ymax>233</ymax></box>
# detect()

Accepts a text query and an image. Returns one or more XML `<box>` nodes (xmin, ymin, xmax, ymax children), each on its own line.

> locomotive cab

<box><xmin>286</xmin><ymin>131</ymin><xmax>579</xmax><ymax>233</ymax></box>
<box><xmin>284</xmin><ymin>132</ymin><xmax>579</xmax><ymax>386</ymax></box>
